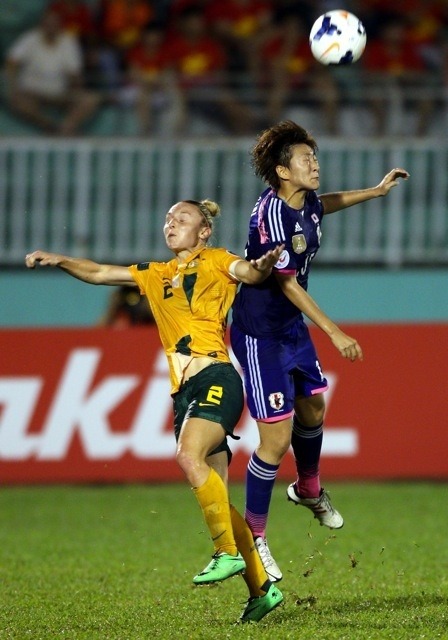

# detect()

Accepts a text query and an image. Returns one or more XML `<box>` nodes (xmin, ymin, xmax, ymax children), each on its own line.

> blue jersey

<box><xmin>232</xmin><ymin>187</ymin><xmax>324</xmax><ymax>337</ymax></box>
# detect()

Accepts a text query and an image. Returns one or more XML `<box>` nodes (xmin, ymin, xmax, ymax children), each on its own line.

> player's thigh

<box><xmin>178</xmin><ymin>416</ymin><xmax>227</xmax><ymax>460</ymax></box>
<box><xmin>231</xmin><ymin>329</ymin><xmax>295</xmax><ymax>421</ymax></box>
<box><xmin>174</xmin><ymin>363</ymin><xmax>243</xmax><ymax>465</ymax></box>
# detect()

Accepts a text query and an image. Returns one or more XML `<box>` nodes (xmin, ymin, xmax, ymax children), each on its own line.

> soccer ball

<box><xmin>309</xmin><ymin>10</ymin><xmax>367</xmax><ymax>65</ymax></box>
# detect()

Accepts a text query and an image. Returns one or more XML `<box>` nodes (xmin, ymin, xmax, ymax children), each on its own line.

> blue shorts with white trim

<box><xmin>230</xmin><ymin>320</ymin><xmax>328</xmax><ymax>422</ymax></box>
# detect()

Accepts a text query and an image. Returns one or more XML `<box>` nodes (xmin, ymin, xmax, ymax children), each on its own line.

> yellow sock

<box><xmin>230</xmin><ymin>504</ymin><xmax>270</xmax><ymax>597</ymax></box>
<box><xmin>193</xmin><ymin>467</ymin><xmax>238</xmax><ymax>556</ymax></box>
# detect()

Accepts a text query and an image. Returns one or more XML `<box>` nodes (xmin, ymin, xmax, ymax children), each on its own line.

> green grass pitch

<box><xmin>1</xmin><ymin>482</ymin><xmax>447</xmax><ymax>639</ymax></box>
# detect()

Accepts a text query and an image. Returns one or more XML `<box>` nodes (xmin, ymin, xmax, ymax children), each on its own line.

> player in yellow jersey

<box><xmin>25</xmin><ymin>198</ymin><xmax>284</xmax><ymax>623</ymax></box>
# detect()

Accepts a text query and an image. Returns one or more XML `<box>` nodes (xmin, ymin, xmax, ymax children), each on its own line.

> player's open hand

<box><xmin>377</xmin><ymin>168</ymin><xmax>410</xmax><ymax>196</ymax></box>
<box><xmin>25</xmin><ymin>250</ymin><xmax>62</xmax><ymax>268</ymax></box>
<box><xmin>250</xmin><ymin>244</ymin><xmax>285</xmax><ymax>272</ymax></box>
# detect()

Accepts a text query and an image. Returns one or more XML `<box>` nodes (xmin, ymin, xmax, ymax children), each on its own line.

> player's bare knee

<box><xmin>258</xmin><ymin>432</ymin><xmax>290</xmax><ymax>463</ymax></box>
<box><xmin>175</xmin><ymin>447</ymin><xmax>196</xmax><ymax>475</ymax></box>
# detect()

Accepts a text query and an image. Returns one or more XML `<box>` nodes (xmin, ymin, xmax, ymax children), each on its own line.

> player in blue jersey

<box><xmin>230</xmin><ymin>120</ymin><xmax>409</xmax><ymax>582</ymax></box>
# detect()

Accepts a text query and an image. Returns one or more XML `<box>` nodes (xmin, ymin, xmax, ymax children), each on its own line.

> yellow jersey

<box><xmin>129</xmin><ymin>246</ymin><xmax>241</xmax><ymax>393</ymax></box>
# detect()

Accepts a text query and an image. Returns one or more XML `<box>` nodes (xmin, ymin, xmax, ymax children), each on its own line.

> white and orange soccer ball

<box><xmin>309</xmin><ymin>10</ymin><xmax>367</xmax><ymax>65</ymax></box>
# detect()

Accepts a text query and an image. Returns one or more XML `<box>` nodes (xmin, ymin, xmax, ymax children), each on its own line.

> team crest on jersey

<box><xmin>269</xmin><ymin>392</ymin><xmax>285</xmax><ymax>410</ymax></box>
<box><xmin>292</xmin><ymin>234</ymin><xmax>307</xmax><ymax>254</ymax></box>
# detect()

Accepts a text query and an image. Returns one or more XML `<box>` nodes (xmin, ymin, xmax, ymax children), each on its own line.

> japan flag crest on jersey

<box><xmin>269</xmin><ymin>392</ymin><xmax>285</xmax><ymax>410</ymax></box>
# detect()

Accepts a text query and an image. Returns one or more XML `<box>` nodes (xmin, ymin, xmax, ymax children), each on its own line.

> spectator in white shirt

<box><xmin>4</xmin><ymin>8</ymin><xmax>101</xmax><ymax>135</ymax></box>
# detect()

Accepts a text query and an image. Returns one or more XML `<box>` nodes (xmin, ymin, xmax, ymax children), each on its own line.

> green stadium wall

<box><xmin>2</xmin><ymin>268</ymin><xmax>447</xmax><ymax>326</ymax></box>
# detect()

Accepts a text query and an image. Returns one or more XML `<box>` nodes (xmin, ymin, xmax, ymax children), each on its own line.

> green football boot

<box><xmin>193</xmin><ymin>552</ymin><xmax>246</xmax><ymax>585</ymax></box>
<box><xmin>239</xmin><ymin>583</ymin><xmax>284</xmax><ymax>623</ymax></box>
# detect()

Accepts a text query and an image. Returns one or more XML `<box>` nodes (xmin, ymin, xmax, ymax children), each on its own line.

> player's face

<box><xmin>283</xmin><ymin>144</ymin><xmax>320</xmax><ymax>191</ymax></box>
<box><xmin>163</xmin><ymin>202</ymin><xmax>210</xmax><ymax>254</ymax></box>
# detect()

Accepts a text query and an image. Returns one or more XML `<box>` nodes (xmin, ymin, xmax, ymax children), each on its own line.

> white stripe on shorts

<box><xmin>245</xmin><ymin>335</ymin><xmax>267</xmax><ymax>418</ymax></box>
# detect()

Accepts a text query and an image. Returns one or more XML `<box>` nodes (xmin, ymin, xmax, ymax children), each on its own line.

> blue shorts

<box><xmin>230</xmin><ymin>321</ymin><xmax>328</xmax><ymax>422</ymax></box>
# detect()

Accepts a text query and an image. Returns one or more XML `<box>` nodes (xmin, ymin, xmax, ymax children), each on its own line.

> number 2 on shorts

<box><xmin>206</xmin><ymin>385</ymin><xmax>223</xmax><ymax>405</ymax></box>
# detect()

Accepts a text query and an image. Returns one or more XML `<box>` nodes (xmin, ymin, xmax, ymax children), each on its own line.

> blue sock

<box><xmin>245</xmin><ymin>452</ymin><xmax>279</xmax><ymax>539</ymax></box>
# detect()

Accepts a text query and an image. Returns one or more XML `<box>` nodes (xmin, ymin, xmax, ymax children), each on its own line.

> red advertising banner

<box><xmin>0</xmin><ymin>324</ymin><xmax>447</xmax><ymax>483</ymax></box>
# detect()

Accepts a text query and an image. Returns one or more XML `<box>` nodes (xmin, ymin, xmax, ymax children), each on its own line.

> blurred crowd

<box><xmin>3</xmin><ymin>0</ymin><xmax>448</xmax><ymax>137</ymax></box>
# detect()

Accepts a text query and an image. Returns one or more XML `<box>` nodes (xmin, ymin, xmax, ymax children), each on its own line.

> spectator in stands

<box><xmin>205</xmin><ymin>0</ymin><xmax>274</xmax><ymax>78</ymax></box>
<box><xmin>4</xmin><ymin>7</ymin><xmax>101</xmax><ymax>136</ymax></box>
<box><xmin>99</xmin><ymin>0</ymin><xmax>155</xmax><ymax>50</ymax></box>
<box><xmin>404</xmin><ymin>1</ymin><xmax>446</xmax><ymax>70</ymax></box>
<box><xmin>165</xmin><ymin>5</ymin><xmax>257</xmax><ymax>135</ymax></box>
<box><xmin>96</xmin><ymin>0</ymin><xmax>156</xmax><ymax>91</ymax></box>
<box><xmin>124</xmin><ymin>22</ymin><xmax>180</xmax><ymax>135</ymax></box>
<box><xmin>361</xmin><ymin>15</ymin><xmax>434</xmax><ymax>136</ymax></box>
<box><xmin>259</xmin><ymin>11</ymin><xmax>340</xmax><ymax>134</ymax></box>
<box><xmin>47</xmin><ymin>0</ymin><xmax>107</xmax><ymax>91</ymax></box>
<box><xmin>100</xmin><ymin>285</ymin><xmax>155</xmax><ymax>326</ymax></box>
<box><xmin>47</xmin><ymin>0</ymin><xmax>96</xmax><ymax>43</ymax></box>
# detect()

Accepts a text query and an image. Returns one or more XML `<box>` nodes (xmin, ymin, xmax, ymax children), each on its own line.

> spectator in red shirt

<box><xmin>125</xmin><ymin>22</ymin><xmax>180</xmax><ymax>135</ymax></box>
<box><xmin>206</xmin><ymin>0</ymin><xmax>273</xmax><ymax>78</ymax></box>
<box><xmin>165</xmin><ymin>5</ymin><xmax>257</xmax><ymax>135</ymax></box>
<box><xmin>48</xmin><ymin>0</ymin><xmax>96</xmax><ymax>40</ymax></box>
<box><xmin>362</xmin><ymin>16</ymin><xmax>434</xmax><ymax>135</ymax></box>
<box><xmin>100</xmin><ymin>0</ymin><xmax>155</xmax><ymax>50</ymax></box>
<box><xmin>94</xmin><ymin>0</ymin><xmax>156</xmax><ymax>92</ymax></box>
<box><xmin>404</xmin><ymin>1</ymin><xmax>446</xmax><ymax>74</ymax></box>
<box><xmin>260</xmin><ymin>11</ymin><xmax>340</xmax><ymax>134</ymax></box>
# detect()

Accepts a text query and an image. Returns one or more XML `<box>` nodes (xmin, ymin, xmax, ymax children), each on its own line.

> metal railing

<box><xmin>0</xmin><ymin>137</ymin><xmax>447</xmax><ymax>267</ymax></box>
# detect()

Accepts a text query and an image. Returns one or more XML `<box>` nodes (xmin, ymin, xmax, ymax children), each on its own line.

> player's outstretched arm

<box><xmin>233</xmin><ymin>244</ymin><xmax>285</xmax><ymax>285</ymax></box>
<box><xmin>320</xmin><ymin>168</ymin><xmax>410</xmax><ymax>214</ymax></box>
<box><xmin>25</xmin><ymin>250</ymin><xmax>135</xmax><ymax>286</ymax></box>
<box><xmin>275</xmin><ymin>272</ymin><xmax>363</xmax><ymax>362</ymax></box>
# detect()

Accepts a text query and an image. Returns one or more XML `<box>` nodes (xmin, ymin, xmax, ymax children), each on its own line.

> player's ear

<box><xmin>276</xmin><ymin>164</ymin><xmax>289</xmax><ymax>181</ymax></box>
<box><xmin>199</xmin><ymin>226</ymin><xmax>212</xmax><ymax>241</ymax></box>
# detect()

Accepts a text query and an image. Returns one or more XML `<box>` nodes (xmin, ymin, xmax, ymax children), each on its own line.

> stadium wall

<box><xmin>1</xmin><ymin>323</ymin><xmax>447</xmax><ymax>483</ymax></box>
<box><xmin>1</xmin><ymin>267</ymin><xmax>447</xmax><ymax>483</ymax></box>
<box><xmin>2</xmin><ymin>268</ymin><xmax>448</xmax><ymax>326</ymax></box>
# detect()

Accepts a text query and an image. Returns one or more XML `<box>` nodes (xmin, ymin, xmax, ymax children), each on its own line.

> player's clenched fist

<box><xmin>25</xmin><ymin>251</ymin><xmax>61</xmax><ymax>268</ymax></box>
